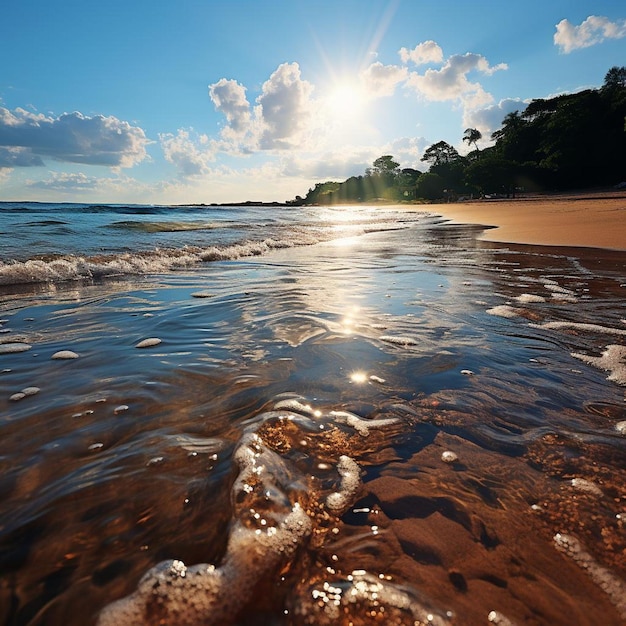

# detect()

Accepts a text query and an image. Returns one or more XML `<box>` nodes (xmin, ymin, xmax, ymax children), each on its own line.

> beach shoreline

<box><xmin>396</xmin><ymin>190</ymin><xmax>626</xmax><ymax>251</ymax></box>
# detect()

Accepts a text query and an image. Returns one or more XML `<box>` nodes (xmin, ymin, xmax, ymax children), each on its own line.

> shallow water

<box><xmin>0</xmin><ymin>205</ymin><xmax>625</xmax><ymax>625</ymax></box>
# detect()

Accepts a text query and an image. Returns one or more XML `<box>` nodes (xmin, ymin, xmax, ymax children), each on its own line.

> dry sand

<box><xmin>417</xmin><ymin>191</ymin><xmax>626</xmax><ymax>251</ymax></box>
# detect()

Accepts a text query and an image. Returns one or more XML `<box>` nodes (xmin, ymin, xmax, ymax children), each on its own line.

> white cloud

<box><xmin>554</xmin><ymin>15</ymin><xmax>626</xmax><ymax>53</ymax></box>
<box><xmin>27</xmin><ymin>171</ymin><xmax>106</xmax><ymax>192</ymax></box>
<box><xmin>406</xmin><ymin>53</ymin><xmax>507</xmax><ymax>110</ymax></box>
<box><xmin>387</xmin><ymin>136</ymin><xmax>432</xmax><ymax>168</ymax></box>
<box><xmin>256</xmin><ymin>62</ymin><xmax>315</xmax><ymax>150</ymax></box>
<box><xmin>361</xmin><ymin>62</ymin><xmax>408</xmax><ymax>97</ymax></box>
<box><xmin>399</xmin><ymin>41</ymin><xmax>444</xmax><ymax>65</ymax></box>
<box><xmin>463</xmin><ymin>98</ymin><xmax>526</xmax><ymax>139</ymax></box>
<box><xmin>160</xmin><ymin>129</ymin><xmax>215</xmax><ymax>178</ymax></box>
<box><xmin>0</xmin><ymin>107</ymin><xmax>149</xmax><ymax>167</ymax></box>
<box><xmin>209</xmin><ymin>78</ymin><xmax>253</xmax><ymax>137</ymax></box>
<box><xmin>280</xmin><ymin>148</ymin><xmax>375</xmax><ymax>180</ymax></box>
<box><xmin>208</xmin><ymin>62</ymin><xmax>316</xmax><ymax>153</ymax></box>
<box><xmin>0</xmin><ymin>146</ymin><xmax>44</xmax><ymax>167</ymax></box>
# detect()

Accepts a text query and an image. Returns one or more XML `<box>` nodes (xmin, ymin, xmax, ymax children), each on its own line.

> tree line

<box><xmin>293</xmin><ymin>66</ymin><xmax>626</xmax><ymax>205</ymax></box>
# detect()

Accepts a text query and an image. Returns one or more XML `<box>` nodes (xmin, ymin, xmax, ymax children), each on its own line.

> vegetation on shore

<box><xmin>292</xmin><ymin>67</ymin><xmax>626</xmax><ymax>205</ymax></box>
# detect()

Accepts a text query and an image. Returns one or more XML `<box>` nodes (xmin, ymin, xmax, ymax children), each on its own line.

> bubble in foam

<box><xmin>571</xmin><ymin>345</ymin><xmax>626</xmax><ymax>386</ymax></box>
<box><xmin>291</xmin><ymin>570</ymin><xmax>452</xmax><ymax>625</ymax></box>
<box><xmin>554</xmin><ymin>533</ymin><xmax>626</xmax><ymax>619</ymax></box>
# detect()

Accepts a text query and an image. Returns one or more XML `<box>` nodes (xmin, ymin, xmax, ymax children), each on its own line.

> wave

<box><xmin>0</xmin><ymin>234</ymin><xmax>324</xmax><ymax>287</ymax></box>
<box><xmin>22</xmin><ymin>219</ymin><xmax>70</xmax><ymax>227</ymax></box>
<box><xmin>105</xmin><ymin>220</ymin><xmax>219</xmax><ymax>233</ymax></box>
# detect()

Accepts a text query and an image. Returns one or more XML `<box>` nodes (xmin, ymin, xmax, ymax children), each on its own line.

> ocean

<box><xmin>0</xmin><ymin>201</ymin><xmax>624</xmax><ymax>625</ymax></box>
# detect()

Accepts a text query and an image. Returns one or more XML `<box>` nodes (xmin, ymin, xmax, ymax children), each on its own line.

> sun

<box><xmin>325</xmin><ymin>81</ymin><xmax>367</xmax><ymax>122</ymax></box>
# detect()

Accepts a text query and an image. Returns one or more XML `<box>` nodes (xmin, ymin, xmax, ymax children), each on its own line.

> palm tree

<box><xmin>463</xmin><ymin>128</ymin><xmax>482</xmax><ymax>153</ymax></box>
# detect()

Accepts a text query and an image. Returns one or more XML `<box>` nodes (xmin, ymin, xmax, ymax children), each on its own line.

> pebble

<box><xmin>460</xmin><ymin>369</ymin><xmax>474</xmax><ymax>376</ymax></box>
<box><xmin>616</xmin><ymin>421</ymin><xmax>626</xmax><ymax>435</ymax></box>
<box><xmin>52</xmin><ymin>350</ymin><xmax>79</xmax><ymax>359</ymax></box>
<box><xmin>135</xmin><ymin>338</ymin><xmax>162</xmax><ymax>348</ymax></box>
<box><xmin>9</xmin><ymin>386</ymin><xmax>40</xmax><ymax>402</ymax></box>
<box><xmin>0</xmin><ymin>343</ymin><xmax>32</xmax><ymax>354</ymax></box>
<box><xmin>114</xmin><ymin>405</ymin><xmax>129</xmax><ymax>414</ymax></box>
<box><xmin>571</xmin><ymin>477</ymin><xmax>603</xmax><ymax>496</ymax></box>
<box><xmin>441</xmin><ymin>451</ymin><xmax>458</xmax><ymax>463</ymax></box>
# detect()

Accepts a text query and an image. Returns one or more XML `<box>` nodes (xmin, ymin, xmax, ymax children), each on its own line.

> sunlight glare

<box><xmin>350</xmin><ymin>371</ymin><xmax>368</xmax><ymax>384</ymax></box>
<box><xmin>325</xmin><ymin>82</ymin><xmax>366</xmax><ymax>122</ymax></box>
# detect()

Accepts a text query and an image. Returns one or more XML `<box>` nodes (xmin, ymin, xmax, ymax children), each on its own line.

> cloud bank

<box><xmin>554</xmin><ymin>15</ymin><xmax>626</xmax><ymax>53</ymax></box>
<box><xmin>0</xmin><ymin>108</ymin><xmax>149</xmax><ymax>169</ymax></box>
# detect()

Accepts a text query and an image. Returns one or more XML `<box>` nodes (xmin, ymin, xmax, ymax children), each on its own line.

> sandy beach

<box><xmin>421</xmin><ymin>191</ymin><xmax>626</xmax><ymax>251</ymax></box>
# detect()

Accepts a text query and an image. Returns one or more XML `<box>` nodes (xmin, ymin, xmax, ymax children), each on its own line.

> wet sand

<box><xmin>419</xmin><ymin>191</ymin><xmax>626</xmax><ymax>251</ymax></box>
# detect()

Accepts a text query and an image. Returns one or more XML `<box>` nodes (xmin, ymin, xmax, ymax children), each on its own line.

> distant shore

<box><xmin>417</xmin><ymin>190</ymin><xmax>626</xmax><ymax>251</ymax></box>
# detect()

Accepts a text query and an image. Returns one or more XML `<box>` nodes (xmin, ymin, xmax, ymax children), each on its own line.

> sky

<box><xmin>0</xmin><ymin>0</ymin><xmax>625</xmax><ymax>204</ymax></box>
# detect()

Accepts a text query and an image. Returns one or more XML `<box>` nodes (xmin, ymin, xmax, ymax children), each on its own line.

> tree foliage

<box><xmin>295</xmin><ymin>67</ymin><xmax>626</xmax><ymax>204</ymax></box>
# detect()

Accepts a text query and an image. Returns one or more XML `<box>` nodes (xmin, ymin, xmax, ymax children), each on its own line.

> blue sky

<box><xmin>1</xmin><ymin>0</ymin><xmax>625</xmax><ymax>204</ymax></box>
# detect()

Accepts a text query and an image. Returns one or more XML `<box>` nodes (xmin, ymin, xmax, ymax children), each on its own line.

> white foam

<box><xmin>536</xmin><ymin>322</ymin><xmax>626</xmax><ymax>337</ymax></box>
<box><xmin>329</xmin><ymin>410</ymin><xmax>397</xmax><ymax>437</ymax></box>
<box><xmin>554</xmin><ymin>533</ymin><xmax>626</xmax><ymax>618</ymax></box>
<box><xmin>486</xmin><ymin>305</ymin><xmax>521</xmax><ymax>318</ymax></box>
<box><xmin>98</xmin><ymin>505</ymin><xmax>311</xmax><ymax>626</ymax></box>
<box><xmin>515</xmin><ymin>294</ymin><xmax>546</xmax><ymax>303</ymax></box>
<box><xmin>616</xmin><ymin>421</ymin><xmax>626</xmax><ymax>435</ymax></box>
<box><xmin>292</xmin><ymin>571</ymin><xmax>452</xmax><ymax>624</ymax></box>
<box><xmin>380</xmin><ymin>335</ymin><xmax>418</xmax><ymax>346</ymax></box>
<box><xmin>325</xmin><ymin>455</ymin><xmax>361</xmax><ymax>514</ymax></box>
<box><xmin>98</xmin><ymin>427</ymin><xmax>313</xmax><ymax>626</ymax></box>
<box><xmin>571</xmin><ymin>345</ymin><xmax>626</xmax><ymax>386</ymax></box>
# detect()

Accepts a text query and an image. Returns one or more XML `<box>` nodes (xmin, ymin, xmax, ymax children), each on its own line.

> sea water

<box><xmin>0</xmin><ymin>202</ymin><xmax>624</xmax><ymax>625</ymax></box>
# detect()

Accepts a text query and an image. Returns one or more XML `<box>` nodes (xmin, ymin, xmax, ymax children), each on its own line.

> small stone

<box><xmin>21</xmin><ymin>387</ymin><xmax>40</xmax><ymax>397</ymax></box>
<box><xmin>114</xmin><ymin>405</ymin><xmax>129</xmax><ymax>414</ymax></box>
<box><xmin>460</xmin><ymin>369</ymin><xmax>474</xmax><ymax>376</ymax></box>
<box><xmin>441</xmin><ymin>450</ymin><xmax>458</xmax><ymax>464</ymax></box>
<box><xmin>135</xmin><ymin>338</ymin><xmax>162</xmax><ymax>349</ymax></box>
<box><xmin>52</xmin><ymin>350</ymin><xmax>79</xmax><ymax>360</ymax></box>
<box><xmin>10</xmin><ymin>392</ymin><xmax>26</xmax><ymax>401</ymax></box>
<box><xmin>0</xmin><ymin>343</ymin><xmax>32</xmax><ymax>354</ymax></box>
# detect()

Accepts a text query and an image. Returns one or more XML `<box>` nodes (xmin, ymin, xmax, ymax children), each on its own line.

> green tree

<box><xmin>420</xmin><ymin>141</ymin><xmax>460</xmax><ymax>168</ymax></box>
<box><xmin>462</xmin><ymin>128</ymin><xmax>482</xmax><ymax>153</ymax></box>
<box><xmin>415</xmin><ymin>172</ymin><xmax>445</xmax><ymax>200</ymax></box>
<box><xmin>368</xmin><ymin>155</ymin><xmax>400</xmax><ymax>177</ymax></box>
<box><xmin>603</xmin><ymin>66</ymin><xmax>626</xmax><ymax>91</ymax></box>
